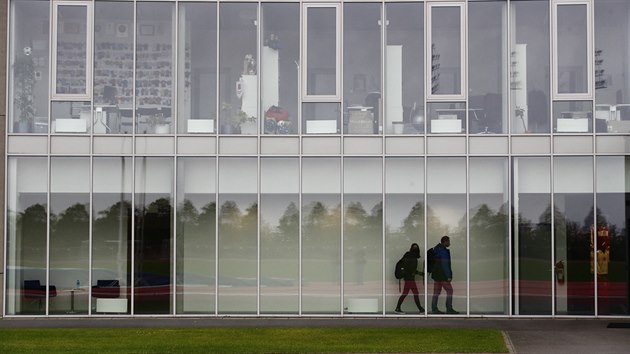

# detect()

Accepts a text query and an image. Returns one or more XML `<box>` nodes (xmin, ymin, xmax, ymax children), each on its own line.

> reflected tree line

<box><xmin>14</xmin><ymin>195</ymin><xmax>626</xmax><ymax>276</ymax></box>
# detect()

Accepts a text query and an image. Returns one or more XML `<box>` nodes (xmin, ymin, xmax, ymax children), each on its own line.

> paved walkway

<box><xmin>1</xmin><ymin>317</ymin><xmax>629</xmax><ymax>353</ymax></box>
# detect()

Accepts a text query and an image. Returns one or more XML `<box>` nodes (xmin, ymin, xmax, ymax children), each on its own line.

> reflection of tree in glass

<box><xmin>219</xmin><ymin>200</ymin><xmax>257</xmax><ymax>251</ymax></box>
<box><xmin>469</xmin><ymin>203</ymin><xmax>508</xmax><ymax>253</ymax></box>
<box><xmin>52</xmin><ymin>203</ymin><xmax>89</xmax><ymax>250</ymax></box>
<box><xmin>16</xmin><ymin>203</ymin><xmax>47</xmax><ymax>261</ymax></box>
<box><xmin>135</xmin><ymin>197</ymin><xmax>172</xmax><ymax>258</ymax></box>
<box><xmin>277</xmin><ymin>202</ymin><xmax>299</xmax><ymax>244</ymax></box>
<box><xmin>302</xmin><ymin>201</ymin><xmax>341</xmax><ymax>251</ymax></box>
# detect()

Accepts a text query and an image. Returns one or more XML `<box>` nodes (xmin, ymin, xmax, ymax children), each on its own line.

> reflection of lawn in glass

<box><xmin>0</xmin><ymin>328</ymin><xmax>509</xmax><ymax>353</ymax></box>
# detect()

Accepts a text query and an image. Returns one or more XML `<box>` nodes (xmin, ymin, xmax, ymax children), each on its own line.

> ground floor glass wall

<box><xmin>5</xmin><ymin>155</ymin><xmax>630</xmax><ymax>316</ymax></box>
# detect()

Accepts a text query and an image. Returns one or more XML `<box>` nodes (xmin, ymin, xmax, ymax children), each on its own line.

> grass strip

<box><xmin>0</xmin><ymin>327</ymin><xmax>508</xmax><ymax>353</ymax></box>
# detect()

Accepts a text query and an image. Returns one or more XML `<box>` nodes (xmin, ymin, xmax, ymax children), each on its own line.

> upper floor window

<box><xmin>303</xmin><ymin>4</ymin><xmax>340</xmax><ymax>100</ymax></box>
<box><xmin>52</xmin><ymin>1</ymin><xmax>93</xmax><ymax>100</ymax></box>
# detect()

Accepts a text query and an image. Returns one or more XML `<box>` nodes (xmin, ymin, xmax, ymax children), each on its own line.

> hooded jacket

<box><xmin>431</xmin><ymin>243</ymin><xmax>452</xmax><ymax>281</ymax></box>
<box><xmin>401</xmin><ymin>248</ymin><xmax>421</xmax><ymax>281</ymax></box>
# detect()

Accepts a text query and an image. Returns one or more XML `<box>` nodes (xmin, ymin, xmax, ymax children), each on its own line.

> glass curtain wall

<box><xmin>136</xmin><ymin>3</ymin><xmax>174</xmax><ymax>134</ymax></box>
<box><xmin>5</xmin><ymin>157</ymin><xmax>48</xmax><ymax>315</ymax></box>
<box><xmin>177</xmin><ymin>3</ymin><xmax>217</xmax><ymax>134</ymax></box>
<box><xmin>260</xmin><ymin>158</ymin><xmax>299</xmax><ymax>314</ymax></box>
<box><xmin>49</xmin><ymin>158</ymin><xmax>90</xmax><ymax>315</ymax></box>
<box><xmin>134</xmin><ymin>157</ymin><xmax>173</xmax><ymax>314</ymax></box>
<box><xmin>384</xmin><ymin>2</ymin><xmax>424</xmax><ymax>135</ymax></box>
<box><xmin>343</xmin><ymin>158</ymin><xmax>383</xmax><ymax>314</ymax></box>
<box><xmin>219</xmin><ymin>3</ymin><xmax>258</xmax><ymax>135</ymax></box>
<box><xmin>93</xmin><ymin>1</ymin><xmax>134</xmax><ymax>134</ymax></box>
<box><xmin>468</xmin><ymin>0</ymin><xmax>507</xmax><ymax>134</ymax></box>
<box><xmin>513</xmin><ymin>157</ymin><xmax>552</xmax><ymax>315</ymax></box>
<box><xmin>343</xmin><ymin>3</ymin><xmax>381</xmax><ymax>135</ymax></box>
<box><xmin>469</xmin><ymin>157</ymin><xmax>509</xmax><ymax>314</ymax></box>
<box><xmin>176</xmin><ymin>158</ymin><xmax>216</xmax><ymax>314</ymax></box>
<box><xmin>261</xmin><ymin>3</ymin><xmax>299</xmax><ymax>135</ymax></box>
<box><xmin>302</xmin><ymin>158</ymin><xmax>341</xmax><ymax>314</ymax></box>
<box><xmin>554</xmin><ymin>157</ymin><xmax>594</xmax><ymax>315</ymax></box>
<box><xmin>594</xmin><ymin>0</ymin><xmax>630</xmax><ymax>133</ymax></box>
<box><xmin>510</xmin><ymin>0</ymin><xmax>551</xmax><ymax>134</ymax></box>
<box><xmin>595</xmin><ymin>157</ymin><xmax>630</xmax><ymax>316</ymax></box>
<box><xmin>9</xmin><ymin>0</ymin><xmax>49</xmax><ymax>134</ymax></box>
<box><xmin>92</xmin><ymin>157</ymin><xmax>132</xmax><ymax>315</ymax></box>
<box><xmin>427</xmin><ymin>158</ymin><xmax>466</xmax><ymax>314</ymax></box>
<box><xmin>384</xmin><ymin>158</ymin><xmax>425</xmax><ymax>313</ymax></box>
<box><xmin>217</xmin><ymin>158</ymin><xmax>257</xmax><ymax>314</ymax></box>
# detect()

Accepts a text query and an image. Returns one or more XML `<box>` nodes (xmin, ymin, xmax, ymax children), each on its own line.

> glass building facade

<box><xmin>3</xmin><ymin>0</ymin><xmax>630</xmax><ymax>317</ymax></box>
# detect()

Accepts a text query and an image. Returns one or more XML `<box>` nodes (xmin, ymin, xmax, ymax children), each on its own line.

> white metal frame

<box><xmin>51</xmin><ymin>0</ymin><xmax>93</xmax><ymax>101</ymax></box>
<box><xmin>301</xmin><ymin>3</ymin><xmax>341</xmax><ymax>102</ymax></box>
<box><xmin>426</xmin><ymin>1</ymin><xmax>467</xmax><ymax>102</ymax></box>
<box><xmin>551</xmin><ymin>0</ymin><xmax>593</xmax><ymax>100</ymax></box>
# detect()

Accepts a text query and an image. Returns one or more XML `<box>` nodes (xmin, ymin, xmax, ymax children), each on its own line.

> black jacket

<box><xmin>401</xmin><ymin>250</ymin><xmax>420</xmax><ymax>281</ymax></box>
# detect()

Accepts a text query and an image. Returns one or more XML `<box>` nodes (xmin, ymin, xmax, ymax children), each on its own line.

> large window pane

<box><xmin>594</xmin><ymin>0</ymin><xmax>630</xmax><ymax>133</ymax></box>
<box><xmin>219</xmin><ymin>3</ymin><xmax>258</xmax><ymax>134</ymax></box>
<box><xmin>556</xmin><ymin>4</ymin><xmax>589</xmax><ymax>95</ymax></box>
<box><xmin>595</xmin><ymin>157</ymin><xmax>630</xmax><ymax>316</ymax></box>
<box><xmin>92</xmin><ymin>157</ymin><xmax>132</xmax><ymax>315</ymax></box>
<box><xmin>9</xmin><ymin>0</ymin><xmax>49</xmax><ymax>133</ymax></box>
<box><xmin>50</xmin><ymin>158</ymin><xmax>90</xmax><ymax>315</ymax></box>
<box><xmin>554</xmin><ymin>157</ymin><xmax>594</xmax><ymax>316</ymax></box>
<box><xmin>427</xmin><ymin>158</ymin><xmax>466</xmax><ymax>314</ymax></box>
<box><xmin>385</xmin><ymin>3</ymin><xmax>424</xmax><ymax>135</ymax></box>
<box><xmin>260</xmin><ymin>158</ymin><xmax>299</xmax><ymax>314</ymax></box>
<box><xmin>303</xmin><ymin>102</ymin><xmax>341</xmax><ymax>134</ymax></box>
<box><xmin>262</xmin><ymin>3</ymin><xmax>299</xmax><ymax>135</ymax></box>
<box><xmin>302</xmin><ymin>158</ymin><xmax>341</xmax><ymax>314</ymax></box>
<box><xmin>55</xmin><ymin>4</ymin><xmax>88</xmax><ymax>96</ymax></box>
<box><xmin>134</xmin><ymin>157</ymin><xmax>173</xmax><ymax>314</ymax></box>
<box><xmin>306</xmin><ymin>6</ymin><xmax>338</xmax><ymax>97</ymax></box>
<box><xmin>344</xmin><ymin>158</ymin><xmax>382</xmax><ymax>314</ymax></box>
<box><xmin>553</xmin><ymin>100</ymin><xmax>593</xmax><ymax>133</ymax></box>
<box><xmin>469</xmin><ymin>0</ymin><xmax>507</xmax><ymax>134</ymax></box>
<box><xmin>430</xmin><ymin>5</ymin><xmax>462</xmax><ymax>96</ymax></box>
<box><xmin>470</xmin><ymin>157</ymin><xmax>509</xmax><ymax>315</ymax></box>
<box><xmin>513</xmin><ymin>157</ymin><xmax>552</xmax><ymax>315</ymax></box>
<box><xmin>511</xmin><ymin>0</ymin><xmax>550</xmax><ymax>133</ymax></box>
<box><xmin>178</xmin><ymin>3</ymin><xmax>217</xmax><ymax>134</ymax></box>
<box><xmin>385</xmin><ymin>158</ymin><xmax>425</xmax><ymax>314</ymax></box>
<box><xmin>176</xmin><ymin>158</ymin><xmax>216</xmax><ymax>314</ymax></box>
<box><xmin>6</xmin><ymin>157</ymin><xmax>47</xmax><ymax>315</ymax></box>
<box><xmin>343</xmin><ymin>3</ymin><xmax>381</xmax><ymax>135</ymax></box>
<box><xmin>136</xmin><ymin>3</ymin><xmax>174</xmax><ymax>134</ymax></box>
<box><xmin>93</xmin><ymin>1</ymin><xmax>134</xmax><ymax>134</ymax></box>
<box><xmin>218</xmin><ymin>158</ymin><xmax>257</xmax><ymax>314</ymax></box>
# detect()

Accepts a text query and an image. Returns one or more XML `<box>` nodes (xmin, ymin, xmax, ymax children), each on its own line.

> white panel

<box><xmin>344</xmin><ymin>158</ymin><xmax>382</xmax><ymax>194</ymax></box>
<box><xmin>554</xmin><ymin>157</ymin><xmax>593</xmax><ymax>193</ymax></box>
<box><xmin>385</xmin><ymin>158</ymin><xmax>424</xmax><ymax>194</ymax></box>
<box><xmin>261</xmin><ymin>45</ymin><xmax>279</xmax><ymax>112</ymax></box>
<box><xmin>302</xmin><ymin>158</ymin><xmax>340</xmax><ymax>194</ymax></box>
<box><xmin>427</xmin><ymin>158</ymin><xmax>466</xmax><ymax>194</ymax></box>
<box><xmin>219</xmin><ymin>158</ymin><xmax>257</xmax><ymax>194</ymax></box>
<box><xmin>261</xmin><ymin>158</ymin><xmax>299</xmax><ymax>193</ymax></box>
<box><xmin>385</xmin><ymin>45</ymin><xmax>403</xmax><ymax>133</ymax></box>
<box><xmin>260</xmin><ymin>137</ymin><xmax>299</xmax><ymax>155</ymax></box>
<box><xmin>516</xmin><ymin>158</ymin><xmax>550</xmax><ymax>193</ymax></box>
<box><xmin>51</xmin><ymin>158</ymin><xmax>90</xmax><ymax>193</ymax></box>
<box><xmin>93</xmin><ymin>158</ymin><xmax>132</xmax><ymax>194</ymax></box>
<box><xmin>182</xmin><ymin>158</ymin><xmax>216</xmax><ymax>194</ymax></box>
<box><xmin>8</xmin><ymin>136</ymin><xmax>48</xmax><ymax>154</ymax></box>
<box><xmin>240</xmin><ymin>74</ymin><xmax>258</xmax><ymax>118</ymax></box>
<box><xmin>470</xmin><ymin>158</ymin><xmax>506</xmax><ymax>194</ymax></box>
<box><xmin>15</xmin><ymin>158</ymin><xmax>47</xmax><ymax>193</ymax></box>
<box><xmin>135</xmin><ymin>158</ymin><xmax>173</xmax><ymax>194</ymax></box>
<box><xmin>596</xmin><ymin>157</ymin><xmax>626</xmax><ymax>193</ymax></box>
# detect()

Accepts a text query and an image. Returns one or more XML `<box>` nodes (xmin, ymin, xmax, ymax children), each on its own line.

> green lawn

<box><xmin>0</xmin><ymin>327</ymin><xmax>508</xmax><ymax>353</ymax></box>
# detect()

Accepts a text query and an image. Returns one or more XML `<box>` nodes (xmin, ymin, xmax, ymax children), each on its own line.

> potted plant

<box><xmin>13</xmin><ymin>47</ymin><xmax>36</xmax><ymax>133</ymax></box>
<box><xmin>237</xmin><ymin>110</ymin><xmax>257</xmax><ymax>135</ymax></box>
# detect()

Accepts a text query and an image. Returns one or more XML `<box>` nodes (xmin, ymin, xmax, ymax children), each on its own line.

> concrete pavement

<box><xmin>1</xmin><ymin>317</ymin><xmax>629</xmax><ymax>353</ymax></box>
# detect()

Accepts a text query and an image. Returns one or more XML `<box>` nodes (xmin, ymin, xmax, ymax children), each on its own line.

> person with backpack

<box><xmin>394</xmin><ymin>243</ymin><xmax>425</xmax><ymax>314</ymax></box>
<box><xmin>430</xmin><ymin>235</ymin><xmax>459</xmax><ymax>314</ymax></box>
